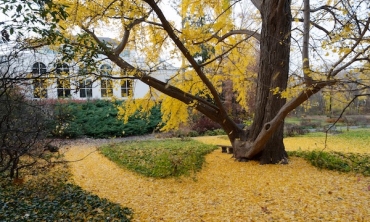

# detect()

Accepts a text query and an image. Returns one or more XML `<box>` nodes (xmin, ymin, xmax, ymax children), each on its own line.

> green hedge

<box><xmin>288</xmin><ymin>150</ymin><xmax>370</xmax><ymax>176</ymax></box>
<box><xmin>52</xmin><ymin>100</ymin><xmax>161</xmax><ymax>138</ymax></box>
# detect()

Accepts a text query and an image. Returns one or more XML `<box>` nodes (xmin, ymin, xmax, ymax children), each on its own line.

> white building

<box><xmin>0</xmin><ymin>38</ymin><xmax>177</xmax><ymax>100</ymax></box>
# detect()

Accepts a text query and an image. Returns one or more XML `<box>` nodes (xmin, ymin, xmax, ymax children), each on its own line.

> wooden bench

<box><xmin>218</xmin><ymin>145</ymin><xmax>233</xmax><ymax>154</ymax></box>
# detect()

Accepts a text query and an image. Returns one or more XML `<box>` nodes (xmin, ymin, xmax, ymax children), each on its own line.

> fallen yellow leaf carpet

<box><xmin>63</xmin><ymin>137</ymin><xmax>370</xmax><ymax>221</ymax></box>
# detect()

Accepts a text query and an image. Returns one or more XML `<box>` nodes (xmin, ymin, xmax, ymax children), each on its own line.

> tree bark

<box><xmin>246</xmin><ymin>0</ymin><xmax>292</xmax><ymax>164</ymax></box>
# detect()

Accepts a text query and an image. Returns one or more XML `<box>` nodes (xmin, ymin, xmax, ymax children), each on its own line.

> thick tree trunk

<box><xmin>246</xmin><ymin>0</ymin><xmax>292</xmax><ymax>164</ymax></box>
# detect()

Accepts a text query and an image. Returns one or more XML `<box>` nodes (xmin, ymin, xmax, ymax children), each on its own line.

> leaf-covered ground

<box><xmin>64</xmin><ymin>136</ymin><xmax>370</xmax><ymax>221</ymax></box>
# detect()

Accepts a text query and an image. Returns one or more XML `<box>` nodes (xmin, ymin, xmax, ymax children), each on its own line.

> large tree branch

<box><xmin>245</xmin><ymin>81</ymin><xmax>335</xmax><ymax>158</ymax></box>
<box><xmin>143</xmin><ymin>0</ymin><xmax>228</xmax><ymax>116</ymax></box>
<box><xmin>113</xmin><ymin>8</ymin><xmax>157</xmax><ymax>55</ymax></box>
<box><xmin>302</xmin><ymin>0</ymin><xmax>313</xmax><ymax>85</ymax></box>
<box><xmin>250</xmin><ymin>0</ymin><xmax>261</xmax><ymax>11</ymax></box>
<box><xmin>114</xmin><ymin>17</ymin><xmax>146</xmax><ymax>55</ymax></box>
<box><xmin>81</xmin><ymin>26</ymin><xmax>223</xmax><ymax>122</ymax></box>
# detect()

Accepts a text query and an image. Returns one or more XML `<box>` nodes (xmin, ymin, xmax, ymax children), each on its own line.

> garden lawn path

<box><xmin>63</xmin><ymin>137</ymin><xmax>370</xmax><ymax>221</ymax></box>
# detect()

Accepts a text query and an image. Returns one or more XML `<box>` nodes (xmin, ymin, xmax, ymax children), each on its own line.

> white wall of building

<box><xmin>0</xmin><ymin>41</ymin><xmax>178</xmax><ymax>101</ymax></box>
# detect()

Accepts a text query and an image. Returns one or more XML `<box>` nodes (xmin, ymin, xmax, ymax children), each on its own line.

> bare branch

<box><xmin>310</xmin><ymin>5</ymin><xmax>343</xmax><ymax>26</ymax></box>
<box><xmin>214</xmin><ymin>29</ymin><xmax>261</xmax><ymax>42</ymax></box>
<box><xmin>329</xmin><ymin>18</ymin><xmax>370</xmax><ymax>78</ymax></box>
<box><xmin>199</xmin><ymin>36</ymin><xmax>253</xmax><ymax>68</ymax></box>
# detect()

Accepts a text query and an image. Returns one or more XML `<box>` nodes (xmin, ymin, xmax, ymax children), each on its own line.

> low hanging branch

<box><xmin>233</xmin><ymin>81</ymin><xmax>332</xmax><ymax>160</ymax></box>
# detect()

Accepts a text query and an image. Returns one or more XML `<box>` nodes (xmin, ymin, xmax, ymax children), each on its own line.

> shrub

<box><xmin>52</xmin><ymin>100</ymin><xmax>162</xmax><ymax>138</ymax></box>
<box><xmin>192</xmin><ymin>116</ymin><xmax>222</xmax><ymax>135</ymax></box>
<box><xmin>0</xmin><ymin>89</ymin><xmax>55</xmax><ymax>178</ymax></box>
<box><xmin>0</xmin><ymin>166</ymin><xmax>133</xmax><ymax>221</ymax></box>
<box><xmin>284</xmin><ymin>124</ymin><xmax>309</xmax><ymax>137</ymax></box>
<box><xmin>347</xmin><ymin>116</ymin><xmax>370</xmax><ymax>127</ymax></box>
<box><xmin>300</xmin><ymin>118</ymin><xmax>321</xmax><ymax>129</ymax></box>
<box><xmin>288</xmin><ymin>150</ymin><xmax>370</xmax><ymax>176</ymax></box>
<box><xmin>187</xmin><ymin>130</ymin><xmax>200</xmax><ymax>137</ymax></box>
<box><xmin>203</xmin><ymin>129</ymin><xmax>226</xmax><ymax>136</ymax></box>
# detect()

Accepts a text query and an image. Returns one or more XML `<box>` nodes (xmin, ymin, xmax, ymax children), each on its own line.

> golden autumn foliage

<box><xmin>64</xmin><ymin>135</ymin><xmax>370</xmax><ymax>221</ymax></box>
<box><xmin>25</xmin><ymin>0</ymin><xmax>368</xmax><ymax>163</ymax></box>
<box><xmin>54</xmin><ymin>0</ymin><xmax>258</xmax><ymax>131</ymax></box>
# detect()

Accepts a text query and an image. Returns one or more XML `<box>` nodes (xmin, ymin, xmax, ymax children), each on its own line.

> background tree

<box><xmin>0</xmin><ymin>0</ymin><xmax>67</xmax><ymax>178</ymax></box>
<box><xmin>0</xmin><ymin>87</ymin><xmax>57</xmax><ymax>178</ymax></box>
<box><xmin>2</xmin><ymin>0</ymin><xmax>370</xmax><ymax>164</ymax></box>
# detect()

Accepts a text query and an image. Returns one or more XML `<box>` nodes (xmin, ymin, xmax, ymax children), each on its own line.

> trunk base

<box><xmin>233</xmin><ymin>140</ymin><xmax>288</xmax><ymax>164</ymax></box>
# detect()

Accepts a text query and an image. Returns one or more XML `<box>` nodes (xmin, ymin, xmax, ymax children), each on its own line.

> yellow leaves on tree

<box><xmin>117</xmin><ymin>92</ymin><xmax>157</xmax><ymax>124</ymax></box>
<box><xmin>160</xmin><ymin>96</ymin><xmax>190</xmax><ymax>131</ymax></box>
<box><xmin>54</xmin><ymin>0</ymin><xmax>258</xmax><ymax>131</ymax></box>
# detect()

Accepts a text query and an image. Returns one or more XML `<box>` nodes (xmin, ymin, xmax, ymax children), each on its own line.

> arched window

<box><xmin>100</xmin><ymin>64</ymin><xmax>112</xmax><ymax>76</ymax></box>
<box><xmin>100</xmin><ymin>64</ymin><xmax>113</xmax><ymax>97</ymax></box>
<box><xmin>56</xmin><ymin>63</ymin><xmax>69</xmax><ymax>74</ymax></box>
<box><xmin>56</xmin><ymin>63</ymin><xmax>70</xmax><ymax>98</ymax></box>
<box><xmin>32</xmin><ymin>62</ymin><xmax>47</xmax><ymax>98</ymax></box>
<box><xmin>32</xmin><ymin>62</ymin><xmax>47</xmax><ymax>76</ymax></box>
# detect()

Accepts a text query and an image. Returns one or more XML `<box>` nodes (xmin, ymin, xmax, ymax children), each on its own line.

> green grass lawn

<box><xmin>99</xmin><ymin>139</ymin><xmax>217</xmax><ymax>178</ymax></box>
<box><xmin>100</xmin><ymin>129</ymin><xmax>370</xmax><ymax>178</ymax></box>
<box><xmin>286</xmin><ymin>129</ymin><xmax>370</xmax><ymax>176</ymax></box>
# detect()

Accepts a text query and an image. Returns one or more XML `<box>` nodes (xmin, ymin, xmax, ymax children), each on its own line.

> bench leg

<box><xmin>221</xmin><ymin>147</ymin><xmax>227</xmax><ymax>153</ymax></box>
<box><xmin>227</xmin><ymin>147</ymin><xmax>233</xmax><ymax>154</ymax></box>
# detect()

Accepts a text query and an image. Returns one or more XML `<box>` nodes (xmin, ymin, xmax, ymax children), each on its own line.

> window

<box><xmin>100</xmin><ymin>64</ymin><xmax>112</xmax><ymax>76</ymax></box>
<box><xmin>56</xmin><ymin>63</ymin><xmax>69</xmax><ymax>75</ymax></box>
<box><xmin>33</xmin><ymin>79</ymin><xmax>48</xmax><ymax>98</ymax></box>
<box><xmin>57</xmin><ymin>79</ymin><xmax>71</xmax><ymax>98</ymax></box>
<box><xmin>121</xmin><ymin>79</ymin><xmax>132</xmax><ymax>97</ymax></box>
<box><xmin>32</xmin><ymin>62</ymin><xmax>47</xmax><ymax>76</ymax></box>
<box><xmin>78</xmin><ymin>66</ymin><xmax>88</xmax><ymax>76</ymax></box>
<box><xmin>32</xmin><ymin>62</ymin><xmax>47</xmax><ymax>98</ymax></box>
<box><xmin>79</xmin><ymin>79</ymin><xmax>92</xmax><ymax>98</ymax></box>
<box><xmin>56</xmin><ymin>63</ymin><xmax>70</xmax><ymax>98</ymax></box>
<box><xmin>120</xmin><ymin>68</ymin><xmax>132</xmax><ymax>97</ymax></box>
<box><xmin>101</xmin><ymin>79</ymin><xmax>113</xmax><ymax>97</ymax></box>
<box><xmin>100</xmin><ymin>64</ymin><xmax>113</xmax><ymax>97</ymax></box>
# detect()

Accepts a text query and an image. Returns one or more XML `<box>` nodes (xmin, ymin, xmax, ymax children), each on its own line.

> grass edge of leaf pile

<box><xmin>99</xmin><ymin>138</ymin><xmax>218</xmax><ymax>178</ymax></box>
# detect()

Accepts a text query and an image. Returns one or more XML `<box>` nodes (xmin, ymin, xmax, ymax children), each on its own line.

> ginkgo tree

<box><xmin>2</xmin><ymin>0</ymin><xmax>370</xmax><ymax>164</ymax></box>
